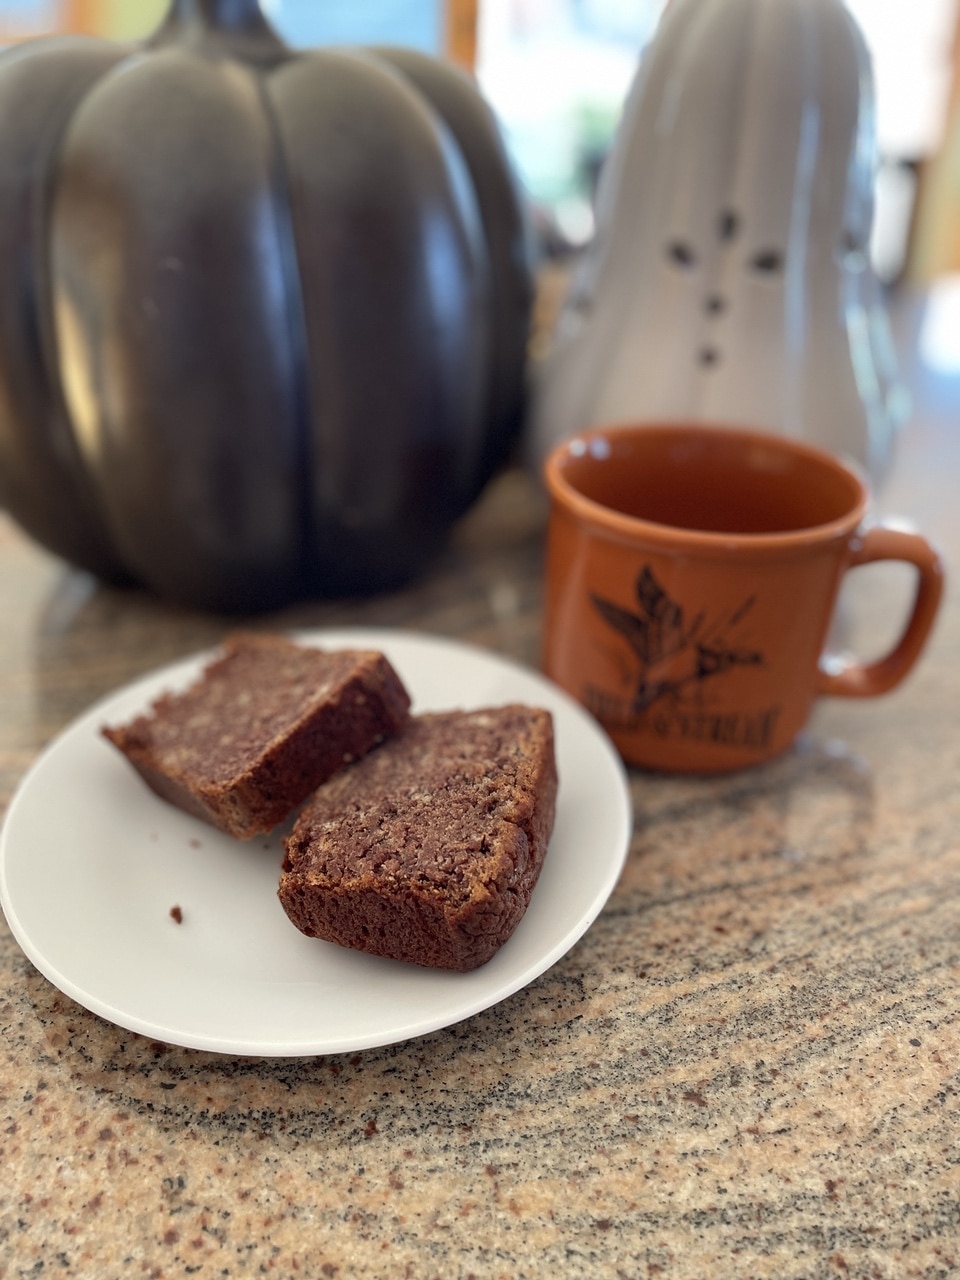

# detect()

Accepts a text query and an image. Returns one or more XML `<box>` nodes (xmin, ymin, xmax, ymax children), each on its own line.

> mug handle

<box><xmin>817</xmin><ymin>524</ymin><xmax>945</xmax><ymax>698</ymax></box>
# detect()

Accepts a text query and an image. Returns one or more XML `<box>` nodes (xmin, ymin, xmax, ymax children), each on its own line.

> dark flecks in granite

<box><xmin>3</xmin><ymin>720</ymin><xmax>960</xmax><ymax>1275</ymax></box>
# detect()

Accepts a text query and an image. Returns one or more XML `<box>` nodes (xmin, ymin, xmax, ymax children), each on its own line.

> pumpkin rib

<box><xmin>51</xmin><ymin>47</ymin><xmax>306</xmax><ymax>609</ymax></box>
<box><xmin>371</xmin><ymin>46</ymin><xmax>535</xmax><ymax>501</ymax></box>
<box><xmin>242</xmin><ymin>57</ymin><xmax>317</xmax><ymax>596</ymax></box>
<box><xmin>265</xmin><ymin>47</ymin><xmax>492</xmax><ymax>595</ymax></box>
<box><xmin>0</xmin><ymin>37</ymin><xmax>132</xmax><ymax>582</ymax></box>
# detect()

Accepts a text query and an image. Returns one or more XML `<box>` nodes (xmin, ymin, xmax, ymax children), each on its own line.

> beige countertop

<box><xmin>2</xmin><ymin>300</ymin><xmax>959</xmax><ymax>1278</ymax></box>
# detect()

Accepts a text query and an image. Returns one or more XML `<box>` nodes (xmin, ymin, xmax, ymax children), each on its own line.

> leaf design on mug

<box><xmin>592</xmin><ymin>568</ymin><xmax>762</xmax><ymax>712</ymax></box>
<box><xmin>592</xmin><ymin>566</ymin><xmax>702</xmax><ymax>666</ymax></box>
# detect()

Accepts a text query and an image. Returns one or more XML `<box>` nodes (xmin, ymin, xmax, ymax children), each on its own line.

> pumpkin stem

<box><xmin>153</xmin><ymin>0</ymin><xmax>287</xmax><ymax>61</ymax></box>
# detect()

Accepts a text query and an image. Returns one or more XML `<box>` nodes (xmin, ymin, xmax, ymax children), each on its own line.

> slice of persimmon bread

<box><xmin>102</xmin><ymin>632</ymin><xmax>411</xmax><ymax>839</ymax></box>
<box><xmin>278</xmin><ymin>705</ymin><xmax>558</xmax><ymax>971</ymax></box>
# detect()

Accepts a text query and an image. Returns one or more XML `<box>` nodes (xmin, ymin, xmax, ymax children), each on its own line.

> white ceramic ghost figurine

<box><xmin>527</xmin><ymin>0</ymin><xmax>907</xmax><ymax>481</ymax></box>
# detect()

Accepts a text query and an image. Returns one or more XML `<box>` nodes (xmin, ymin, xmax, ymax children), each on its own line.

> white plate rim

<box><xmin>0</xmin><ymin>628</ymin><xmax>632</xmax><ymax>1057</ymax></box>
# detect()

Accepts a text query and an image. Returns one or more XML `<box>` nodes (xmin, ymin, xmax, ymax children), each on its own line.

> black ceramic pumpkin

<box><xmin>0</xmin><ymin>0</ymin><xmax>533</xmax><ymax>610</ymax></box>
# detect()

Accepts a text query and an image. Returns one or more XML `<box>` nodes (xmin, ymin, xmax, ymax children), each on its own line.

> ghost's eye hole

<box><xmin>666</xmin><ymin>240</ymin><xmax>698</xmax><ymax>268</ymax></box>
<box><xmin>750</xmin><ymin>249</ymin><xmax>784</xmax><ymax>274</ymax></box>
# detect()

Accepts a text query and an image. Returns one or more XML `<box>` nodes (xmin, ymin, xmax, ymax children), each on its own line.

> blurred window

<box><xmin>846</xmin><ymin>0</ymin><xmax>957</xmax><ymax>158</ymax></box>
<box><xmin>262</xmin><ymin>0</ymin><xmax>443</xmax><ymax>54</ymax></box>
<box><xmin>0</xmin><ymin>0</ymin><xmax>57</xmax><ymax>38</ymax></box>
<box><xmin>476</xmin><ymin>0</ymin><xmax>667</xmax><ymax>245</ymax></box>
<box><xmin>0</xmin><ymin>0</ymin><xmax>448</xmax><ymax>48</ymax></box>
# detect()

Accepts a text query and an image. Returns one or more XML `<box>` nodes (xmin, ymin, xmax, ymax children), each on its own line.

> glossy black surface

<box><xmin>0</xmin><ymin>0</ymin><xmax>532</xmax><ymax>610</ymax></box>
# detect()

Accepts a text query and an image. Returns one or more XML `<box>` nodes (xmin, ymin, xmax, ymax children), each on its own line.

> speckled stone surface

<box><xmin>2</xmin><ymin>321</ymin><xmax>960</xmax><ymax>1278</ymax></box>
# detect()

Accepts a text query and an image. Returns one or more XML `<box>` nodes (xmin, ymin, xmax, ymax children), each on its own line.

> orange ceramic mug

<box><xmin>542</xmin><ymin>422</ymin><xmax>944</xmax><ymax>773</ymax></box>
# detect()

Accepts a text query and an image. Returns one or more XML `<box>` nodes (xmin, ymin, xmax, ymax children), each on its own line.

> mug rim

<box><xmin>543</xmin><ymin>420</ymin><xmax>869</xmax><ymax>553</ymax></box>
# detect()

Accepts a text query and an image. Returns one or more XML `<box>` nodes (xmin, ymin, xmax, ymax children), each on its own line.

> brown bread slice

<box><xmin>102</xmin><ymin>633</ymin><xmax>411</xmax><ymax>839</ymax></box>
<box><xmin>278</xmin><ymin>705</ymin><xmax>558</xmax><ymax>971</ymax></box>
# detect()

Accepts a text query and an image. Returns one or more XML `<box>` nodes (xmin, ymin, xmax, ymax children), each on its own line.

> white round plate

<box><xmin>0</xmin><ymin>629</ymin><xmax>632</xmax><ymax>1057</ymax></box>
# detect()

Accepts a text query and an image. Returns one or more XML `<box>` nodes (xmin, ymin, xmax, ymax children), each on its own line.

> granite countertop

<box><xmin>2</xmin><ymin>316</ymin><xmax>960</xmax><ymax>1278</ymax></box>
